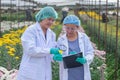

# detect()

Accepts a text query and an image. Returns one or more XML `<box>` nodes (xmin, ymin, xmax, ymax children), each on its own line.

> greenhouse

<box><xmin>0</xmin><ymin>0</ymin><xmax>120</xmax><ymax>80</ymax></box>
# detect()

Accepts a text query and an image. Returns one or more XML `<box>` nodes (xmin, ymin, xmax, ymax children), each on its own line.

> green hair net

<box><xmin>35</xmin><ymin>6</ymin><xmax>58</xmax><ymax>22</ymax></box>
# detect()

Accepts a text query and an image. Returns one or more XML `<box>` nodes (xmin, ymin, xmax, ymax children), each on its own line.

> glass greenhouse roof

<box><xmin>1</xmin><ymin>0</ymin><xmax>117</xmax><ymax>6</ymax></box>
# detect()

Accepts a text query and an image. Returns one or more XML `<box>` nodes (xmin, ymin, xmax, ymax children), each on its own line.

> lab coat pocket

<box><xmin>20</xmin><ymin>63</ymin><xmax>38</xmax><ymax>79</ymax></box>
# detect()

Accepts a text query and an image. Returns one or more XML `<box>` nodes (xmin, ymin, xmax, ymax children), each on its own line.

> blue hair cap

<box><xmin>35</xmin><ymin>6</ymin><xmax>58</xmax><ymax>22</ymax></box>
<box><xmin>63</xmin><ymin>15</ymin><xmax>80</xmax><ymax>27</ymax></box>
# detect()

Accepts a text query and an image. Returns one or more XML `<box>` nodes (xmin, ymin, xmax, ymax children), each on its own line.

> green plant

<box><xmin>0</xmin><ymin>27</ymin><xmax>25</xmax><ymax>70</ymax></box>
<box><xmin>84</xmin><ymin>18</ymin><xmax>120</xmax><ymax>80</ymax></box>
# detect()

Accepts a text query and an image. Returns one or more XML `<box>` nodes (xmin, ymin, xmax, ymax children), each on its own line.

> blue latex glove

<box><xmin>69</xmin><ymin>51</ymin><xmax>76</xmax><ymax>55</ymax></box>
<box><xmin>50</xmin><ymin>48</ymin><xmax>60</xmax><ymax>55</ymax></box>
<box><xmin>53</xmin><ymin>54</ymin><xmax>63</xmax><ymax>61</ymax></box>
<box><xmin>76</xmin><ymin>57</ymin><xmax>87</xmax><ymax>64</ymax></box>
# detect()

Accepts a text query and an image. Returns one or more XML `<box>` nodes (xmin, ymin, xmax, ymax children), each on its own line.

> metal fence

<box><xmin>78</xmin><ymin>0</ymin><xmax>120</xmax><ymax>80</ymax></box>
<box><xmin>0</xmin><ymin>0</ymin><xmax>120</xmax><ymax>80</ymax></box>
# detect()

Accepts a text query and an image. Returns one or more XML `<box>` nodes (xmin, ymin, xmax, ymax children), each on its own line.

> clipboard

<box><xmin>63</xmin><ymin>52</ymin><xmax>83</xmax><ymax>69</ymax></box>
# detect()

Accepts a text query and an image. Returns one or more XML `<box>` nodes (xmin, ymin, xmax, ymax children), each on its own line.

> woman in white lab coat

<box><xmin>17</xmin><ymin>6</ymin><xmax>62</xmax><ymax>80</ymax></box>
<box><xmin>57</xmin><ymin>15</ymin><xmax>94</xmax><ymax>80</ymax></box>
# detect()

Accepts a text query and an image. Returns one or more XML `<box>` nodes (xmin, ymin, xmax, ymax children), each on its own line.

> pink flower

<box><xmin>0</xmin><ymin>71</ymin><xmax>4</xmax><ymax>77</ymax></box>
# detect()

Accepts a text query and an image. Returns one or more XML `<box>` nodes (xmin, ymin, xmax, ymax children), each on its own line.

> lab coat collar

<box><xmin>61</xmin><ymin>32</ymin><xmax>84</xmax><ymax>55</ymax></box>
<box><xmin>35</xmin><ymin>22</ymin><xmax>51</xmax><ymax>32</ymax></box>
<box><xmin>78</xmin><ymin>31</ymin><xmax>84</xmax><ymax>38</ymax></box>
<box><xmin>35</xmin><ymin>22</ymin><xmax>52</xmax><ymax>44</ymax></box>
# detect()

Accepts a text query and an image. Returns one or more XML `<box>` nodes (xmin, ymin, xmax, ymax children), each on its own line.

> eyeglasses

<box><xmin>64</xmin><ymin>26</ymin><xmax>77</xmax><ymax>31</ymax></box>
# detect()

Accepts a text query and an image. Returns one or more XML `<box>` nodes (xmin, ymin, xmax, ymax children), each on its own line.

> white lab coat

<box><xmin>17</xmin><ymin>22</ymin><xmax>56</xmax><ymax>80</ymax></box>
<box><xmin>57</xmin><ymin>32</ymin><xmax>94</xmax><ymax>80</ymax></box>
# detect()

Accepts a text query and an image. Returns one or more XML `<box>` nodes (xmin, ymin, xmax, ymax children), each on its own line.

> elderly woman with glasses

<box><xmin>57</xmin><ymin>15</ymin><xmax>94</xmax><ymax>80</ymax></box>
<box><xmin>17</xmin><ymin>6</ymin><xmax>62</xmax><ymax>80</ymax></box>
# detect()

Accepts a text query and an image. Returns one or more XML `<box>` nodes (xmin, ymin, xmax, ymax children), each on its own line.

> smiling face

<box><xmin>40</xmin><ymin>18</ymin><xmax>55</xmax><ymax>31</ymax></box>
<box><xmin>64</xmin><ymin>24</ymin><xmax>78</xmax><ymax>40</ymax></box>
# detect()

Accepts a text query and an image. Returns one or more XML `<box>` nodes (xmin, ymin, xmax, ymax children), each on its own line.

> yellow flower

<box><xmin>12</xmin><ymin>38</ymin><xmax>20</xmax><ymax>44</ymax></box>
<box><xmin>5</xmin><ymin>46</ymin><xmax>11</xmax><ymax>49</ymax></box>
<box><xmin>0</xmin><ymin>41</ymin><xmax>3</xmax><ymax>46</ymax></box>
<box><xmin>3</xmin><ymin>34</ymin><xmax>11</xmax><ymax>39</ymax></box>
<box><xmin>8</xmin><ymin>51</ymin><xmax>12</xmax><ymax>54</ymax></box>
<box><xmin>79</xmin><ymin>11</ymin><xmax>86</xmax><ymax>15</ymax></box>
<box><xmin>9</xmin><ymin>53</ymin><xmax>15</xmax><ymax>56</ymax></box>
<box><xmin>9</xmin><ymin>48</ymin><xmax>16</xmax><ymax>52</ymax></box>
<box><xmin>15</xmin><ymin>56</ymin><xmax>20</xmax><ymax>60</ymax></box>
<box><xmin>3</xmin><ymin>38</ymin><xmax>13</xmax><ymax>44</ymax></box>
